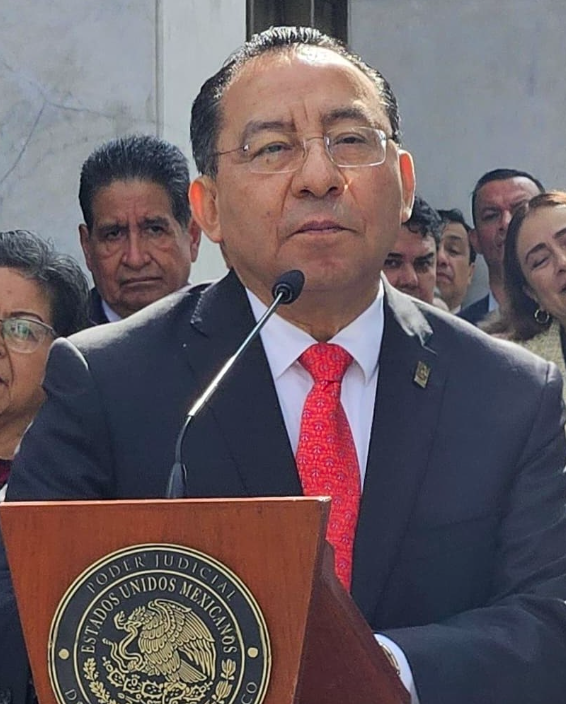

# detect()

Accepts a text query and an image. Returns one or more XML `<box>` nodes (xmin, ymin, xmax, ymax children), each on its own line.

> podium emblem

<box><xmin>49</xmin><ymin>544</ymin><xmax>271</xmax><ymax>704</ymax></box>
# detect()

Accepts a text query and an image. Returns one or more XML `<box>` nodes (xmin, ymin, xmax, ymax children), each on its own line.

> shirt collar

<box><xmin>101</xmin><ymin>299</ymin><xmax>122</xmax><ymax>323</ymax></box>
<box><xmin>246</xmin><ymin>284</ymin><xmax>385</xmax><ymax>384</ymax></box>
<box><xmin>487</xmin><ymin>290</ymin><xmax>499</xmax><ymax>313</ymax></box>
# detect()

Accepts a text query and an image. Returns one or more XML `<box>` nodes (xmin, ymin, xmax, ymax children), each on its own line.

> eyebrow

<box><xmin>414</xmin><ymin>253</ymin><xmax>436</xmax><ymax>264</ymax></box>
<box><xmin>481</xmin><ymin>197</ymin><xmax>531</xmax><ymax>214</ymax></box>
<box><xmin>525</xmin><ymin>227</ymin><xmax>566</xmax><ymax>262</ymax></box>
<box><xmin>96</xmin><ymin>216</ymin><xmax>170</xmax><ymax>232</ymax></box>
<box><xmin>141</xmin><ymin>216</ymin><xmax>170</xmax><ymax>228</ymax></box>
<box><xmin>5</xmin><ymin>311</ymin><xmax>46</xmax><ymax>322</ymax></box>
<box><xmin>241</xmin><ymin>120</ymin><xmax>294</xmax><ymax>143</ymax></box>
<box><xmin>524</xmin><ymin>242</ymin><xmax>549</xmax><ymax>263</ymax></box>
<box><xmin>240</xmin><ymin>106</ymin><xmax>383</xmax><ymax>143</ymax></box>
<box><xmin>322</xmin><ymin>106</ymin><xmax>378</xmax><ymax>129</ymax></box>
<box><xmin>96</xmin><ymin>221</ymin><xmax>126</xmax><ymax>233</ymax></box>
<box><xmin>442</xmin><ymin>234</ymin><xmax>467</xmax><ymax>245</ymax></box>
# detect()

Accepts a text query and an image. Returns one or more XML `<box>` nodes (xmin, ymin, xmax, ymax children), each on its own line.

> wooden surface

<box><xmin>1</xmin><ymin>498</ymin><xmax>327</xmax><ymax>704</ymax></box>
<box><xmin>297</xmin><ymin>544</ymin><xmax>410</xmax><ymax>704</ymax></box>
<box><xmin>1</xmin><ymin>497</ymin><xmax>406</xmax><ymax>704</ymax></box>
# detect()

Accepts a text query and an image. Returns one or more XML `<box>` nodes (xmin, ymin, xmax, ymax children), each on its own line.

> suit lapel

<box><xmin>177</xmin><ymin>271</ymin><xmax>302</xmax><ymax>497</ymax></box>
<box><xmin>176</xmin><ymin>273</ymin><xmax>450</xmax><ymax>617</ymax></box>
<box><xmin>351</xmin><ymin>284</ymin><xmax>449</xmax><ymax>621</ymax></box>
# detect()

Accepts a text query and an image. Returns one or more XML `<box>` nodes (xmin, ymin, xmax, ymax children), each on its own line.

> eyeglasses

<box><xmin>0</xmin><ymin>317</ymin><xmax>57</xmax><ymax>354</ymax></box>
<box><xmin>214</xmin><ymin>126</ymin><xmax>391</xmax><ymax>174</ymax></box>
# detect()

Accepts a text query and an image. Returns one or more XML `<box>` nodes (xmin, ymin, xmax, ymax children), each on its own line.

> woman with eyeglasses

<box><xmin>0</xmin><ymin>230</ymin><xmax>90</xmax><ymax>501</ymax></box>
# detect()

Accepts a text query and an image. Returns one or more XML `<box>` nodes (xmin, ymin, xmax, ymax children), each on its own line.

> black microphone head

<box><xmin>271</xmin><ymin>269</ymin><xmax>305</xmax><ymax>304</ymax></box>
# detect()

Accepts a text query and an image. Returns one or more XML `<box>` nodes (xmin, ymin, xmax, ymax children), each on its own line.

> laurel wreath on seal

<box><xmin>84</xmin><ymin>657</ymin><xmax>236</xmax><ymax>704</ymax></box>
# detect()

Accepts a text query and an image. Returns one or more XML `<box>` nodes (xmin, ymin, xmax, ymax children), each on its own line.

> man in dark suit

<box><xmin>78</xmin><ymin>134</ymin><xmax>201</xmax><ymax>325</ymax></box>
<box><xmin>460</xmin><ymin>168</ymin><xmax>544</xmax><ymax>325</ymax></box>
<box><xmin>383</xmin><ymin>194</ymin><xmax>442</xmax><ymax>304</ymax></box>
<box><xmin>2</xmin><ymin>27</ymin><xmax>566</xmax><ymax>704</ymax></box>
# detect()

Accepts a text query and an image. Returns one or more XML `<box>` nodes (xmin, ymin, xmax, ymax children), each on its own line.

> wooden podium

<box><xmin>0</xmin><ymin>498</ymin><xmax>408</xmax><ymax>704</ymax></box>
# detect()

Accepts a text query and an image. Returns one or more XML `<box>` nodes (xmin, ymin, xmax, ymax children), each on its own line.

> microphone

<box><xmin>272</xmin><ymin>269</ymin><xmax>305</xmax><ymax>304</ymax></box>
<box><xmin>166</xmin><ymin>270</ymin><xmax>305</xmax><ymax>498</ymax></box>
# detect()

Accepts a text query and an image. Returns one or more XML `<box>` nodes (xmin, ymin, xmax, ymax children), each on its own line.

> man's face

<box><xmin>190</xmin><ymin>48</ymin><xmax>414</xmax><ymax>313</ymax></box>
<box><xmin>383</xmin><ymin>226</ymin><xmax>437</xmax><ymax>303</ymax></box>
<box><xmin>79</xmin><ymin>179</ymin><xmax>200</xmax><ymax>318</ymax></box>
<box><xmin>436</xmin><ymin>221</ymin><xmax>475</xmax><ymax>311</ymax></box>
<box><xmin>471</xmin><ymin>177</ymin><xmax>541</xmax><ymax>274</ymax></box>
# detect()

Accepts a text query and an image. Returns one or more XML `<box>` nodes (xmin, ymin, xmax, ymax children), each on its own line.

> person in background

<box><xmin>383</xmin><ymin>194</ymin><xmax>442</xmax><ymax>304</ymax></box>
<box><xmin>483</xmin><ymin>191</ymin><xmax>566</xmax><ymax>394</ymax></box>
<box><xmin>0</xmin><ymin>230</ymin><xmax>89</xmax><ymax>703</ymax></box>
<box><xmin>0</xmin><ymin>230</ymin><xmax>90</xmax><ymax>500</ymax></box>
<box><xmin>78</xmin><ymin>134</ymin><xmax>201</xmax><ymax>324</ymax></box>
<box><xmin>436</xmin><ymin>208</ymin><xmax>476</xmax><ymax>313</ymax></box>
<box><xmin>460</xmin><ymin>168</ymin><xmax>543</xmax><ymax>324</ymax></box>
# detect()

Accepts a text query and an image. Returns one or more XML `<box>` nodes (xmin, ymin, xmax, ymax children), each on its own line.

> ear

<box><xmin>79</xmin><ymin>224</ymin><xmax>94</xmax><ymax>272</ymax></box>
<box><xmin>398</xmin><ymin>150</ymin><xmax>416</xmax><ymax>223</ymax></box>
<box><xmin>469</xmin><ymin>228</ymin><xmax>483</xmax><ymax>255</ymax></box>
<box><xmin>467</xmin><ymin>262</ymin><xmax>476</xmax><ymax>285</ymax></box>
<box><xmin>189</xmin><ymin>177</ymin><xmax>222</xmax><ymax>244</ymax></box>
<box><xmin>187</xmin><ymin>217</ymin><xmax>202</xmax><ymax>262</ymax></box>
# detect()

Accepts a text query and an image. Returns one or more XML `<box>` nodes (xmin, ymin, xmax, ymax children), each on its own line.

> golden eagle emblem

<box><xmin>108</xmin><ymin>598</ymin><xmax>216</xmax><ymax>683</ymax></box>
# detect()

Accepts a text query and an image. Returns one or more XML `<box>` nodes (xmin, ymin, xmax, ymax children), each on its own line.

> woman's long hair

<box><xmin>482</xmin><ymin>191</ymin><xmax>566</xmax><ymax>340</ymax></box>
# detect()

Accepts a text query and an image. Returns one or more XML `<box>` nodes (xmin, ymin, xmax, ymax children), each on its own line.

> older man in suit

<box><xmin>78</xmin><ymin>134</ymin><xmax>201</xmax><ymax>325</ymax></box>
<box><xmin>2</xmin><ymin>27</ymin><xmax>566</xmax><ymax>704</ymax></box>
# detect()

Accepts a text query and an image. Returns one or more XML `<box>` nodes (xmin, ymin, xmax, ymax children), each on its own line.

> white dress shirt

<box><xmin>247</xmin><ymin>285</ymin><xmax>420</xmax><ymax>704</ymax></box>
<box><xmin>101</xmin><ymin>299</ymin><xmax>122</xmax><ymax>323</ymax></box>
<box><xmin>487</xmin><ymin>290</ymin><xmax>499</xmax><ymax>314</ymax></box>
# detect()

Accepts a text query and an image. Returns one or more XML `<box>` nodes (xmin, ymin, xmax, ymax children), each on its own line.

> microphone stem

<box><xmin>172</xmin><ymin>290</ymin><xmax>285</xmax><ymax>468</ymax></box>
<box><xmin>168</xmin><ymin>268</ymin><xmax>304</xmax><ymax>498</ymax></box>
<box><xmin>187</xmin><ymin>290</ymin><xmax>284</xmax><ymax>420</ymax></box>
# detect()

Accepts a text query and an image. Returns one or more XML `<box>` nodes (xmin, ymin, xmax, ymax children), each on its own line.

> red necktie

<box><xmin>295</xmin><ymin>343</ymin><xmax>361</xmax><ymax>590</ymax></box>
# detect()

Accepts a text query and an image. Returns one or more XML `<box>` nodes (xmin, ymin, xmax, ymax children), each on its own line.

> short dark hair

<box><xmin>490</xmin><ymin>191</ymin><xmax>566</xmax><ymax>340</ymax></box>
<box><xmin>0</xmin><ymin>230</ymin><xmax>90</xmax><ymax>336</ymax></box>
<box><xmin>471</xmin><ymin>168</ymin><xmax>544</xmax><ymax>225</ymax></box>
<box><xmin>437</xmin><ymin>208</ymin><xmax>477</xmax><ymax>263</ymax></box>
<box><xmin>79</xmin><ymin>134</ymin><xmax>191</xmax><ymax>230</ymax></box>
<box><xmin>191</xmin><ymin>26</ymin><xmax>402</xmax><ymax>178</ymax></box>
<box><xmin>403</xmin><ymin>195</ymin><xmax>442</xmax><ymax>245</ymax></box>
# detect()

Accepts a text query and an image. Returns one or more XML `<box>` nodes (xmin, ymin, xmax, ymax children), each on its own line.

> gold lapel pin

<box><xmin>413</xmin><ymin>361</ymin><xmax>431</xmax><ymax>389</ymax></box>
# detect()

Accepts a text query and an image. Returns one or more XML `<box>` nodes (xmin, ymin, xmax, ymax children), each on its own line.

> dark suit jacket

<box><xmin>88</xmin><ymin>287</ymin><xmax>110</xmax><ymax>326</ymax></box>
<box><xmin>2</xmin><ymin>271</ymin><xmax>566</xmax><ymax>703</ymax></box>
<box><xmin>459</xmin><ymin>293</ymin><xmax>490</xmax><ymax>325</ymax></box>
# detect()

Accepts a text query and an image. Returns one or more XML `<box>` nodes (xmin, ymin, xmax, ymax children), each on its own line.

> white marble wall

<box><xmin>0</xmin><ymin>0</ymin><xmax>158</xmax><ymax>269</ymax></box>
<box><xmin>0</xmin><ymin>0</ymin><xmax>244</xmax><ymax>282</ymax></box>
<box><xmin>160</xmin><ymin>0</ymin><xmax>246</xmax><ymax>283</ymax></box>
<box><xmin>351</xmin><ymin>0</ymin><xmax>566</xmax><ymax>222</ymax></box>
<box><xmin>351</xmin><ymin>0</ymin><xmax>566</xmax><ymax>305</ymax></box>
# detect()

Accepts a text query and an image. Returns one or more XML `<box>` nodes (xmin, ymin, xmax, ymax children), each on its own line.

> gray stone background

<box><xmin>1</xmin><ymin>0</ymin><xmax>565</xmax><ymax>300</ymax></box>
